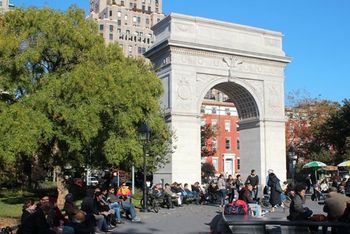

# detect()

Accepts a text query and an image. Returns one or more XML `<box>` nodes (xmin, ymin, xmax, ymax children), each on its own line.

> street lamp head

<box><xmin>138</xmin><ymin>122</ymin><xmax>151</xmax><ymax>141</ymax></box>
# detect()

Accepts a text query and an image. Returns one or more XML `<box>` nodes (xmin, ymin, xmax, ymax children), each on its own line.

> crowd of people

<box><xmin>14</xmin><ymin>168</ymin><xmax>350</xmax><ymax>233</ymax></box>
<box><xmin>17</xmin><ymin>181</ymin><xmax>141</xmax><ymax>234</ymax></box>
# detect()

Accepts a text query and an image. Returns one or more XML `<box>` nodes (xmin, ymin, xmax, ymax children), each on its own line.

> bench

<box><xmin>221</xmin><ymin>213</ymin><xmax>350</xmax><ymax>234</ymax></box>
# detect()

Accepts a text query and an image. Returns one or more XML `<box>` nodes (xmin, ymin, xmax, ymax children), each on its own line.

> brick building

<box><xmin>201</xmin><ymin>99</ymin><xmax>240</xmax><ymax>176</ymax></box>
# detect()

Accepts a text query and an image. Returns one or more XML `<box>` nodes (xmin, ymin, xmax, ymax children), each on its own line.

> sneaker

<box><xmin>116</xmin><ymin>220</ymin><xmax>124</xmax><ymax>224</ymax></box>
<box><xmin>131</xmin><ymin>217</ymin><xmax>141</xmax><ymax>222</ymax></box>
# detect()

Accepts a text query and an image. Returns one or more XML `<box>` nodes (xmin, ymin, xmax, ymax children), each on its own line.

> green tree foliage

<box><xmin>0</xmin><ymin>7</ymin><xmax>171</xmax><ymax>197</ymax></box>
<box><xmin>313</xmin><ymin>100</ymin><xmax>350</xmax><ymax>163</ymax></box>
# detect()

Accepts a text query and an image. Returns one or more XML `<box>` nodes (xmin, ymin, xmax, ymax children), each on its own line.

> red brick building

<box><xmin>201</xmin><ymin>99</ymin><xmax>240</xmax><ymax>176</ymax></box>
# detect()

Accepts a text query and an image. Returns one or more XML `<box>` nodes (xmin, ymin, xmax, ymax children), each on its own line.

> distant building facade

<box><xmin>201</xmin><ymin>99</ymin><xmax>240</xmax><ymax>176</ymax></box>
<box><xmin>89</xmin><ymin>0</ymin><xmax>164</xmax><ymax>56</ymax></box>
<box><xmin>0</xmin><ymin>0</ymin><xmax>14</xmax><ymax>14</ymax></box>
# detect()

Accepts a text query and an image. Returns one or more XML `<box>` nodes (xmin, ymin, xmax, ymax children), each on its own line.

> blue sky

<box><xmin>11</xmin><ymin>0</ymin><xmax>350</xmax><ymax>103</ymax></box>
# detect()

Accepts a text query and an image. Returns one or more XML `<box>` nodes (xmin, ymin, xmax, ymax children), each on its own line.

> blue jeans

<box><xmin>109</xmin><ymin>202</ymin><xmax>122</xmax><ymax>221</ymax></box>
<box><xmin>219</xmin><ymin>189</ymin><xmax>227</xmax><ymax>206</ymax></box>
<box><xmin>121</xmin><ymin>201</ymin><xmax>136</xmax><ymax>219</ymax></box>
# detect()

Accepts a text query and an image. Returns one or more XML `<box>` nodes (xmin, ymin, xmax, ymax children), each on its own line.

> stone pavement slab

<box><xmin>110</xmin><ymin>198</ymin><xmax>326</xmax><ymax>234</ymax></box>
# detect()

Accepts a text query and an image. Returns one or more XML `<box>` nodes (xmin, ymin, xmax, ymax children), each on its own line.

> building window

<box><xmin>133</xmin><ymin>16</ymin><xmax>137</xmax><ymax>23</ymax></box>
<box><xmin>124</xmin><ymin>15</ymin><xmax>128</xmax><ymax>21</ymax></box>
<box><xmin>237</xmin><ymin>139</ymin><xmax>240</xmax><ymax>150</ymax></box>
<box><xmin>148</xmin><ymin>6</ymin><xmax>151</xmax><ymax>12</ymax></box>
<box><xmin>146</xmin><ymin>18</ymin><xmax>150</xmax><ymax>24</ymax></box>
<box><xmin>237</xmin><ymin>159</ymin><xmax>240</xmax><ymax>170</ymax></box>
<box><xmin>109</xmin><ymin>25</ymin><xmax>113</xmax><ymax>32</ymax></box>
<box><xmin>126</xmin><ymin>30</ymin><xmax>130</xmax><ymax>35</ymax></box>
<box><xmin>225</xmin><ymin>138</ymin><xmax>231</xmax><ymax>150</ymax></box>
<box><xmin>212</xmin><ymin>138</ymin><xmax>217</xmax><ymax>151</ymax></box>
<box><xmin>99</xmin><ymin>24</ymin><xmax>104</xmax><ymax>31</ymax></box>
<box><xmin>211</xmin><ymin>119</ymin><xmax>217</xmax><ymax>127</ymax></box>
<box><xmin>212</xmin><ymin>107</ymin><xmax>217</xmax><ymax>114</ymax></box>
<box><xmin>129</xmin><ymin>3</ymin><xmax>133</xmax><ymax>8</ymax></box>
<box><xmin>121</xmin><ymin>1</ymin><xmax>124</xmax><ymax>6</ymax></box>
<box><xmin>200</xmin><ymin>106</ymin><xmax>205</xmax><ymax>113</ymax></box>
<box><xmin>109</xmin><ymin>34</ymin><xmax>113</xmax><ymax>41</ymax></box>
<box><xmin>117</xmin><ymin>11</ymin><xmax>121</xmax><ymax>17</ymax></box>
<box><xmin>137</xmin><ymin>16</ymin><xmax>141</xmax><ymax>24</ymax></box>
<box><xmin>157</xmin><ymin>18</ymin><xmax>161</xmax><ymax>22</ymax></box>
<box><xmin>225</xmin><ymin>120</ymin><xmax>231</xmax><ymax>132</ymax></box>
<box><xmin>225</xmin><ymin>108</ymin><xmax>230</xmax><ymax>115</ymax></box>
<box><xmin>117</xmin><ymin>28</ymin><xmax>121</xmax><ymax>34</ymax></box>
<box><xmin>109</xmin><ymin>10</ymin><xmax>112</xmax><ymax>17</ymax></box>
<box><xmin>117</xmin><ymin>20</ymin><xmax>121</xmax><ymax>26</ymax></box>
<box><xmin>212</xmin><ymin>158</ymin><xmax>218</xmax><ymax>172</ymax></box>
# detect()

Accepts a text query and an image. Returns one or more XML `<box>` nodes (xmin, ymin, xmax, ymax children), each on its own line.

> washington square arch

<box><xmin>145</xmin><ymin>13</ymin><xmax>291</xmax><ymax>186</ymax></box>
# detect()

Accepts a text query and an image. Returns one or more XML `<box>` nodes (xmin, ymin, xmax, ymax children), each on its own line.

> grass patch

<box><xmin>0</xmin><ymin>198</ymin><xmax>23</xmax><ymax>218</ymax></box>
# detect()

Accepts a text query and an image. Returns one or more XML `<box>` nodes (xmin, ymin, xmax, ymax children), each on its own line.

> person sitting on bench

<box><xmin>239</xmin><ymin>182</ymin><xmax>262</xmax><ymax>216</ymax></box>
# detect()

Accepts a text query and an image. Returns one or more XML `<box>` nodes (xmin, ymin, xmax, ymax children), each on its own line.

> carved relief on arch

<box><xmin>174</xmin><ymin>74</ymin><xmax>194</xmax><ymax>111</ymax></box>
<box><xmin>265</xmin><ymin>82</ymin><xmax>283</xmax><ymax>117</ymax></box>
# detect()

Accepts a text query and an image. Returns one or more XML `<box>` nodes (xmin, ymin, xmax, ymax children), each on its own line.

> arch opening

<box><xmin>213</xmin><ymin>82</ymin><xmax>259</xmax><ymax>120</ymax></box>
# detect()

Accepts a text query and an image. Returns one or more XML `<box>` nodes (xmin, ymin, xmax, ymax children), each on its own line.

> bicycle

<box><xmin>259</xmin><ymin>193</ymin><xmax>291</xmax><ymax>209</ymax></box>
<box><xmin>140</xmin><ymin>191</ymin><xmax>163</xmax><ymax>213</ymax></box>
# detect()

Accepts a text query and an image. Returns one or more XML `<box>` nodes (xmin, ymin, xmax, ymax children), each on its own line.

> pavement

<box><xmin>109</xmin><ymin>197</ymin><xmax>326</xmax><ymax>234</ymax></box>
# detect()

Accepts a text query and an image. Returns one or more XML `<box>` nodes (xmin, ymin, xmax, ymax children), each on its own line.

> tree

<box><xmin>285</xmin><ymin>90</ymin><xmax>339</xmax><ymax>162</ymax></box>
<box><xmin>201</xmin><ymin>123</ymin><xmax>217</xmax><ymax>157</ymax></box>
<box><xmin>313</xmin><ymin>100</ymin><xmax>350</xmax><ymax>163</ymax></box>
<box><xmin>0</xmin><ymin>7</ymin><xmax>171</xmax><ymax>207</ymax></box>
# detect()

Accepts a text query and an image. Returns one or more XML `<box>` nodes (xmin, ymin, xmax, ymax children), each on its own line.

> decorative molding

<box><xmin>170</xmin><ymin>47</ymin><xmax>284</xmax><ymax>77</ymax></box>
<box><xmin>223</xmin><ymin>56</ymin><xmax>243</xmax><ymax>78</ymax></box>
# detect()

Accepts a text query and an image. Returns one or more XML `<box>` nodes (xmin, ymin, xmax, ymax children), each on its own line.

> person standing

<box><xmin>226</xmin><ymin>175</ymin><xmax>236</xmax><ymax>203</ymax></box>
<box><xmin>235</xmin><ymin>174</ymin><xmax>243</xmax><ymax>193</ymax></box>
<box><xmin>245</xmin><ymin>169</ymin><xmax>259</xmax><ymax>201</ymax></box>
<box><xmin>267</xmin><ymin>173</ymin><xmax>282</xmax><ymax>212</ymax></box>
<box><xmin>217</xmin><ymin>174</ymin><xmax>227</xmax><ymax>207</ymax></box>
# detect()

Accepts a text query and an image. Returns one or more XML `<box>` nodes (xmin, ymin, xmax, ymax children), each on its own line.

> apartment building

<box><xmin>90</xmin><ymin>0</ymin><xmax>164</xmax><ymax>56</ymax></box>
<box><xmin>201</xmin><ymin>99</ymin><xmax>240</xmax><ymax>176</ymax></box>
<box><xmin>0</xmin><ymin>0</ymin><xmax>13</xmax><ymax>14</ymax></box>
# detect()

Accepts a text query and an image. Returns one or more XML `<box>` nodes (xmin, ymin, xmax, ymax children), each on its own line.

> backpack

<box><xmin>224</xmin><ymin>199</ymin><xmax>248</xmax><ymax>215</ymax></box>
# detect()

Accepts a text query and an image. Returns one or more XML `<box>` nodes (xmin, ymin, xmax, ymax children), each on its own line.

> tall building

<box><xmin>90</xmin><ymin>0</ymin><xmax>164</xmax><ymax>56</ymax></box>
<box><xmin>201</xmin><ymin>99</ymin><xmax>240</xmax><ymax>176</ymax></box>
<box><xmin>0</xmin><ymin>0</ymin><xmax>13</xmax><ymax>14</ymax></box>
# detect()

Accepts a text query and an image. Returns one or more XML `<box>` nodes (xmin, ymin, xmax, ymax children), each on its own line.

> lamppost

<box><xmin>138</xmin><ymin>122</ymin><xmax>151</xmax><ymax>212</ymax></box>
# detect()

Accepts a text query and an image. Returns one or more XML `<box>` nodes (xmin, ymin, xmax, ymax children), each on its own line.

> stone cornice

<box><xmin>145</xmin><ymin>39</ymin><xmax>291</xmax><ymax>65</ymax></box>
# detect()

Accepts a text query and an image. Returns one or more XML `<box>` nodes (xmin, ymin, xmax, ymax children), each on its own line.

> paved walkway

<box><xmin>110</xmin><ymin>198</ymin><xmax>325</xmax><ymax>234</ymax></box>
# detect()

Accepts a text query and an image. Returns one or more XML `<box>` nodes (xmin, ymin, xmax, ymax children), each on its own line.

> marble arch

<box><xmin>145</xmin><ymin>13</ymin><xmax>291</xmax><ymax>185</ymax></box>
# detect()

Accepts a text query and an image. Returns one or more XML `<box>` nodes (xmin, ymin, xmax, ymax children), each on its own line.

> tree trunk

<box><xmin>54</xmin><ymin>165</ymin><xmax>68</xmax><ymax>209</ymax></box>
<box><xmin>52</xmin><ymin>139</ymin><xmax>68</xmax><ymax>209</ymax></box>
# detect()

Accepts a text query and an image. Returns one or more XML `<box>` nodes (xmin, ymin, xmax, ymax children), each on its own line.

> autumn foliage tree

<box><xmin>201</xmin><ymin>123</ymin><xmax>217</xmax><ymax>158</ymax></box>
<box><xmin>286</xmin><ymin>90</ymin><xmax>339</xmax><ymax>163</ymax></box>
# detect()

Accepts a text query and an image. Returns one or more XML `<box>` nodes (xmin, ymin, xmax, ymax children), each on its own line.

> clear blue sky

<box><xmin>11</xmin><ymin>0</ymin><xmax>350</xmax><ymax>103</ymax></box>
